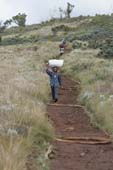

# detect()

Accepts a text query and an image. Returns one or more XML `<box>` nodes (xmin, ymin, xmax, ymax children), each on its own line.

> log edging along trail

<box><xmin>55</xmin><ymin>136</ymin><xmax>111</xmax><ymax>145</ymax></box>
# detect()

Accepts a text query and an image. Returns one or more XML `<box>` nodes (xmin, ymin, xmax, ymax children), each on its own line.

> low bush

<box><xmin>0</xmin><ymin>34</ymin><xmax>40</xmax><ymax>45</ymax></box>
<box><xmin>98</xmin><ymin>39</ymin><xmax>113</xmax><ymax>59</ymax></box>
<box><xmin>72</xmin><ymin>40</ymin><xmax>88</xmax><ymax>49</ymax></box>
<box><xmin>51</xmin><ymin>24</ymin><xmax>76</xmax><ymax>34</ymax></box>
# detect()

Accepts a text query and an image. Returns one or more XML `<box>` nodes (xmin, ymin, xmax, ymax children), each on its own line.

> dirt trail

<box><xmin>47</xmin><ymin>76</ymin><xmax>113</xmax><ymax>170</ymax></box>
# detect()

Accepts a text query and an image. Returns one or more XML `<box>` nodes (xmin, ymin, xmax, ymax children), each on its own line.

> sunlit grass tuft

<box><xmin>0</xmin><ymin>136</ymin><xmax>27</xmax><ymax>170</ymax></box>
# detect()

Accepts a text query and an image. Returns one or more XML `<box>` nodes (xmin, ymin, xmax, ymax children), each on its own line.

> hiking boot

<box><xmin>54</xmin><ymin>99</ymin><xmax>58</xmax><ymax>103</ymax></box>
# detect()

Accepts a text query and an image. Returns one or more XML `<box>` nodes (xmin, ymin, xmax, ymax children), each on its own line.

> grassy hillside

<box><xmin>0</xmin><ymin>14</ymin><xmax>113</xmax><ymax>169</ymax></box>
<box><xmin>62</xmin><ymin>49</ymin><xmax>113</xmax><ymax>133</ymax></box>
<box><xmin>0</xmin><ymin>41</ymin><xmax>59</xmax><ymax>169</ymax></box>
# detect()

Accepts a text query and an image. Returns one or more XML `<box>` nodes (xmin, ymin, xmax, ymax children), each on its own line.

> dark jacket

<box><xmin>46</xmin><ymin>69</ymin><xmax>62</xmax><ymax>87</ymax></box>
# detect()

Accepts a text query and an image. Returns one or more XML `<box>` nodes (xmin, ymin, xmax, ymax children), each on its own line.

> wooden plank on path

<box><xmin>48</xmin><ymin>103</ymin><xmax>84</xmax><ymax>108</ymax></box>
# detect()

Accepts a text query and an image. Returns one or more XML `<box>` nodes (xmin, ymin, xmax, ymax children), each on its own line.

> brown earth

<box><xmin>47</xmin><ymin>76</ymin><xmax>113</xmax><ymax>170</ymax></box>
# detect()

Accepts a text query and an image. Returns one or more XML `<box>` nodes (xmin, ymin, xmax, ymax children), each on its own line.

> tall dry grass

<box><xmin>0</xmin><ymin>137</ymin><xmax>26</xmax><ymax>170</ymax></box>
<box><xmin>0</xmin><ymin>41</ymin><xmax>58</xmax><ymax>169</ymax></box>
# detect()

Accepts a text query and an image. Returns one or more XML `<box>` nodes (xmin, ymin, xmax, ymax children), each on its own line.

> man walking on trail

<box><xmin>46</xmin><ymin>63</ymin><xmax>62</xmax><ymax>103</ymax></box>
<box><xmin>59</xmin><ymin>39</ymin><xmax>66</xmax><ymax>56</ymax></box>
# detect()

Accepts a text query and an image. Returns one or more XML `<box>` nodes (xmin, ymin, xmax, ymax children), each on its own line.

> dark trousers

<box><xmin>51</xmin><ymin>86</ymin><xmax>59</xmax><ymax>100</ymax></box>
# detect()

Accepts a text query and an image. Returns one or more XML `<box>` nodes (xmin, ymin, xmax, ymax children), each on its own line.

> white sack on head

<box><xmin>49</xmin><ymin>59</ymin><xmax>64</xmax><ymax>67</ymax></box>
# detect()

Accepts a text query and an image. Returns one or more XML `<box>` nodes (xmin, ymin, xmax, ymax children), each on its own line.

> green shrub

<box><xmin>30</xmin><ymin>121</ymin><xmax>54</xmax><ymax>148</ymax></box>
<box><xmin>51</xmin><ymin>24</ymin><xmax>76</xmax><ymax>34</ymax></box>
<box><xmin>98</xmin><ymin>39</ymin><xmax>113</xmax><ymax>59</ymax></box>
<box><xmin>72</xmin><ymin>40</ymin><xmax>88</xmax><ymax>49</ymax></box>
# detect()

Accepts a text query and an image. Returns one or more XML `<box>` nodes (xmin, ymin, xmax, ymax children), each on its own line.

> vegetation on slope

<box><xmin>0</xmin><ymin>41</ymin><xmax>59</xmax><ymax>169</ymax></box>
<box><xmin>0</xmin><ymin>13</ymin><xmax>113</xmax><ymax>169</ymax></box>
<box><xmin>62</xmin><ymin>48</ymin><xmax>113</xmax><ymax>134</ymax></box>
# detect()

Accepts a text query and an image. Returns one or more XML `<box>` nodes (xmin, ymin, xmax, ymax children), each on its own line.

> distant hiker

<box><xmin>46</xmin><ymin>63</ymin><xmax>62</xmax><ymax>103</ymax></box>
<box><xmin>59</xmin><ymin>39</ymin><xmax>66</xmax><ymax>56</ymax></box>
